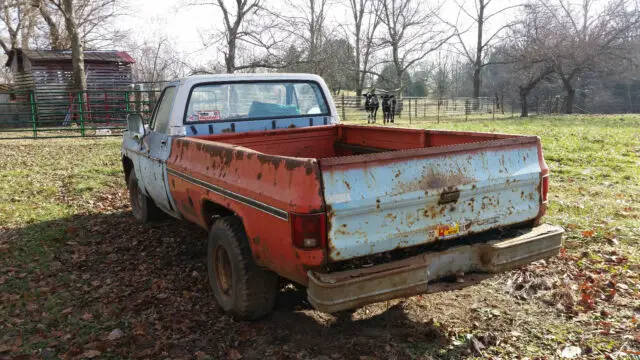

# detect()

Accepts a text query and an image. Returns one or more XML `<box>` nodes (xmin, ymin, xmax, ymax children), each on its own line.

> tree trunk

<box><xmin>37</xmin><ymin>0</ymin><xmax>64</xmax><ymax>50</ymax></box>
<box><xmin>519</xmin><ymin>87</ymin><xmax>529</xmax><ymax>117</ymax></box>
<box><xmin>565</xmin><ymin>86</ymin><xmax>575</xmax><ymax>114</ymax></box>
<box><xmin>472</xmin><ymin>0</ymin><xmax>485</xmax><ymax>101</ymax></box>
<box><xmin>472</xmin><ymin>66</ymin><xmax>481</xmax><ymax>99</ymax></box>
<box><xmin>62</xmin><ymin>0</ymin><xmax>86</xmax><ymax>91</ymax></box>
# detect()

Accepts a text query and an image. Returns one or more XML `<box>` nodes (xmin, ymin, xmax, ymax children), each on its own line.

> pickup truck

<box><xmin>122</xmin><ymin>74</ymin><xmax>563</xmax><ymax>320</ymax></box>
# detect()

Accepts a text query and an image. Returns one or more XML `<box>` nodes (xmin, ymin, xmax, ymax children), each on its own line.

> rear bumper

<box><xmin>307</xmin><ymin>224</ymin><xmax>564</xmax><ymax>313</ymax></box>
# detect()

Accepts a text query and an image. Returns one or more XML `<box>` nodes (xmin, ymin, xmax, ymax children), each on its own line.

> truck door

<box><xmin>137</xmin><ymin>86</ymin><xmax>177</xmax><ymax>214</ymax></box>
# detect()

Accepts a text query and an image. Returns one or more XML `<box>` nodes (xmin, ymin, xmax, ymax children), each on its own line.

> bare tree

<box><xmin>128</xmin><ymin>37</ymin><xmax>187</xmax><ymax>84</ymax></box>
<box><xmin>530</xmin><ymin>0</ymin><xmax>640</xmax><ymax>113</ymax></box>
<box><xmin>282</xmin><ymin>0</ymin><xmax>332</xmax><ymax>75</ymax></box>
<box><xmin>46</xmin><ymin>0</ymin><xmax>85</xmax><ymax>90</ymax></box>
<box><xmin>504</xmin><ymin>4</ymin><xmax>555</xmax><ymax>117</ymax></box>
<box><xmin>189</xmin><ymin>0</ymin><xmax>290</xmax><ymax>73</ymax></box>
<box><xmin>346</xmin><ymin>0</ymin><xmax>381</xmax><ymax>97</ymax></box>
<box><xmin>0</xmin><ymin>0</ymin><xmax>37</xmax><ymax>54</ymax></box>
<box><xmin>454</xmin><ymin>0</ymin><xmax>519</xmax><ymax>100</ymax></box>
<box><xmin>376</xmin><ymin>0</ymin><xmax>454</xmax><ymax>94</ymax></box>
<box><xmin>32</xmin><ymin>0</ymin><xmax>123</xmax><ymax>50</ymax></box>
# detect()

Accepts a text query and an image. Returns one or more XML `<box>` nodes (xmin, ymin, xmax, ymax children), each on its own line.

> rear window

<box><xmin>185</xmin><ymin>81</ymin><xmax>329</xmax><ymax>123</ymax></box>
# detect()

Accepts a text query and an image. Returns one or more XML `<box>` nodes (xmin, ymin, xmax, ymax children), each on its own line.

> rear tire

<box><xmin>127</xmin><ymin>170</ymin><xmax>164</xmax><ymax>223</ymax></box>
<box><xmin>207</xmin><ymin>216</ymin><xmax>278</xmax><ymax>320</ymax></box>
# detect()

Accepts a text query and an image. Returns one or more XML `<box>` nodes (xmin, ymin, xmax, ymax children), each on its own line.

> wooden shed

<box><xmin>4</xmin><ymin>49</ymin><xmax>136</xmax><ymax>126</ymax></box>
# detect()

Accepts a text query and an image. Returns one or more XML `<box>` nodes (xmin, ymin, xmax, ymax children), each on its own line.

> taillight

<box><xmin>541</xmin><ymin>174</ymin><xmax>549</xmax><ymax>203</ymax></box>
<box><xmin>291</xmin><ymin>213</ymin><xmax>327</xmax><ymax>249</ymax></box>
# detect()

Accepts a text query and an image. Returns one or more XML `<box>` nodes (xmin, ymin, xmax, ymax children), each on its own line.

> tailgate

<box><xmin>320</xmin><ymin>137</ymin><xmax>546</xmax><ymax>262</ymax></box>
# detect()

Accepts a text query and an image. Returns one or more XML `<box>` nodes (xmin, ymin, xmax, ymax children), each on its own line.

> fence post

<box><xmin>414</xmin><ymin>98</ymin><xmax>417</xmax><ymax>119</ymax></box>
<box><xmin>408</xmin><ymin>98</ymin><xmax>412</xmax><ymax>124</ymax></box>
<box><xmin>493</xmin><ymin>98</ymin><xmax>495</xmax><ymax>120</ymax></box>
<box><xmin>423</xmin><ymin>99</ymin><xmax>426</xmax><ymax>117</ymax></box>
<box><xmin>125</xmin><ymin>91</ymin><xmax>130</xmax><ymax>113</ymax></box>
<box><xmin>437</xmin><ymin>99</ymin><xmax>440</xmax><ymax>124</ymax></box>
<box><xmin>29</xmin><ymin>91</ymin><xmax>37</xmax><ymax>138</ymax></box>
<box><xmin>511</xmin><ymin>99</ymin><xmax>514</xmax><ymax>117</ymax></box>
<box><xmin>78</xmin><ymin>92</ymin><xmax>85</xmax><ymax>137</ymax></box>
<box><xmin>341</xmin><ymin>93</ymin><xmax>346</xmax><ymax>122</ymax></box>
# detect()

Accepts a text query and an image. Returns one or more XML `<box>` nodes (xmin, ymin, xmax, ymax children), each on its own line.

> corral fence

<box><xmin>0</xmin><ymin>87</ymin><xmax>161</xmax><ymax>139</ymax></box>
<box><xmin>335</xmin><ymin>95</ymin><xmax>518</xmax><ymax>123</ymax></box>
<box><xmin>0</xmin><ymin>89</ymin><xmax>543</xmax><ymax>140</ymax></box>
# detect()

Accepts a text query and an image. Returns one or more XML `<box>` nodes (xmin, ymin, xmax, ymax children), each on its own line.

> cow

<box><xmin>381</xmin><ymin>94</ymin><xmax>396</xmax><ymax>124</ymax></box>
<box><xmin>363</xmin><ymin>92</ymin><xmax>379</xmax><ymax>124</ymax></box>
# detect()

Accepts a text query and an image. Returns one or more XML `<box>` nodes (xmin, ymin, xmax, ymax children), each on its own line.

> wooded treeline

<box><xmin>1</xmin><ymin>0</ymin><xmax>639</xmax><ymax>115</ymax></box>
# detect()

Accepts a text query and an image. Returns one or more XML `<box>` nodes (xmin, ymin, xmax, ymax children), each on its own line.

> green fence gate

<box><xmin>0</xmin><ymin>89</ymin><xmax>161</xmax><ymax>139</ymax></box>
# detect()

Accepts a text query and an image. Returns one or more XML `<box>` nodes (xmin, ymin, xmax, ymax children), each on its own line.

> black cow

<box><xmin>363</xmin><ymin>92</ymin><xmax>379</xmax><ymax>124</ymax></box>
<box><xmin>381</xmin><ymin>94</ymin><xmax>396</xmax><ymax>124</ymax></box>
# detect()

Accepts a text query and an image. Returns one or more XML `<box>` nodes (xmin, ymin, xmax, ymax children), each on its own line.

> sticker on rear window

<box><xmin>197</xmin><ymin>110</ymin><xmax>221</xmax><ymax>121</ymax></box>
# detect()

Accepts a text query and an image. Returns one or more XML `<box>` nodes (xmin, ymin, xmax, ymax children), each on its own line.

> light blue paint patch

<box><xmin>322</xmin><ymin>145</ymin><xmax>542</xmax><ymax>261</ymax></box>
<box><xmin>185</xmin><ymin>116</ymin><xmax>328</xmax><ymax>136</ymax></box>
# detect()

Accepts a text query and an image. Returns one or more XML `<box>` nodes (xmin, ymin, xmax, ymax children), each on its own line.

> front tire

<box><xmin>207</xmin><ymin>216</ymin><xmax>278</xmax><ymax>320</ymax></box>
<box><xmin>127</xmin><ymin>170</ymin><xmax>164</xmax><ymax>222</ymax></box>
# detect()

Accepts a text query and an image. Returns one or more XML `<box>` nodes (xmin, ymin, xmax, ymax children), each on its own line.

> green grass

<box><xmin>0</xmin><ymin>114</ymin><xmax>638</xmax><ymax>358</ymax></box>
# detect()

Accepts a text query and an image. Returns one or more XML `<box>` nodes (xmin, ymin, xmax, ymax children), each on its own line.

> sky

<box><xmin>121</xmin><ymin>0</ymin><xmax>521</xmax><ymax>68</ymax></box>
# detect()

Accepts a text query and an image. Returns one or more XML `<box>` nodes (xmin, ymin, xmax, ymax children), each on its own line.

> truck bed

<box><xmin>167</xmin><ymin>125</ymin><xmax>548</xmax><ymax>280</ymax></box>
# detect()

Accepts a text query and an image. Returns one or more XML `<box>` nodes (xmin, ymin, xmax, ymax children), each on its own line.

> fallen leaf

<box><xmin>61</xmin><ymin>307</ymin><xmax>73</xmax><ymax>315</ymax></box>
<box><xmin>107</xmin><ymin>329</ymin><xmax>123</xmax><ymax>341</ymax></box>
<box><xmin>227</xmin><ymin>348</ymin><xmax>242</xmax><ymax>360</ymax></box>
<box><xmin>77</xmin><ymin>350</ymin><xmax>101</xmax><ymax>359</ymax></box>
<box><xmin>581</xmin><ymin>230</ymin><xmax>595</xmax><ymax>238</ymax></box>
<box><xmin>471</xmin><ymin>336</ymin><xmax>485</xmax><ymax>354</ymax></box>
<box><xmin>560</xmin><ymin>345</ymin><xmax>582</xmax><ymax>358</ymax></box>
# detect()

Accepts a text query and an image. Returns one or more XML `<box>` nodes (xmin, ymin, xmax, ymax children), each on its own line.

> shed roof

<box><xmin>5</xmin><ymin>49</ymin><xmax>136</xmax><ymax>67</ymax></box>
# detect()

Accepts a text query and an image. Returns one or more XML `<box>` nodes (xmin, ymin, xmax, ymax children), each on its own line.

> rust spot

<box><xmin>253</xmin><ymin>236</ymin><xmax>261</xmax><ymax>245</ymax></box>
<box><xmin>288</xmin><ymin>124</ymin><xmax>296</xmax><ymax>128</ymax></box>
<box><xmin>221</xmin><ymin>127</ymin><xmax>233</xmax><ymax>133</ymax></box>
<box><xmin>396</xmin><ymin>167</ymin><xmax>473</xmax><ymax>194</ymax></box>
<box><xmin>343</xmin><ymin>180</ymin><xmax>351</xmax><ymax>190</ymax></box>
<box><xmin>172</xmin><ymin>179</ymin><xmax>175</xmax><ymax>188</ymax></box>
<box><xmin>188</xmin><ymin>196</ymin><xmax>194</xmax><ymax>207</ymax></box>
<box><xmin>385</xmin><ymin>213</ymin><xmax>397</xmax><ymax>221</ymax></box>
<box><xmin>284</xmin><ymin>158</ymin><xmax>301</xmax><ymax>170</ymax></box>
<box><xmin>256</xmin><ymin>172</ymin><xmax>262</xmax><ymax>180</ymax></box>
<box><xmin>376</xmin><ymin>199</ymin><xmax>381</xmax><ymax>209</ymax></box>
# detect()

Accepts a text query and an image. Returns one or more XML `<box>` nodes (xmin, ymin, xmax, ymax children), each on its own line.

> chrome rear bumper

<box><xmin>307</xmin><ymin>224</ymin><xmax>564</xmax><ymax>313</ymax></box>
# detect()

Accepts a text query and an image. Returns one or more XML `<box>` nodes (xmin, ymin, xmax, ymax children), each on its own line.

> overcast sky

<box><xmin>121</xmin><ymin>0</ymin><xmax>521</xmax><ymax>67</ymax></box>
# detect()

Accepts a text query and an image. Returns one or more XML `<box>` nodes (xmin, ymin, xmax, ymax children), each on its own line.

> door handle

<box><xmin>160</xmin><ymin>139</ymin><xmax>167</xmax><ymax>145</ymax></box>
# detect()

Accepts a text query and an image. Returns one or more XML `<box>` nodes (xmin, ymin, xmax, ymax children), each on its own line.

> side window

<box><xmin>150</xmin><ymin>87</ymin><xmax>177</xmax><ymax>133</ymax></box>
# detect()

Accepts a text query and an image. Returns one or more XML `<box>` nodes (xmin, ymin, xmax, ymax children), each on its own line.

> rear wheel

<box><xmin>207</xmin><ymin>216</ymin><xmax>278</xmax><ymax>320</ymax></box>
<box><xmin>127</xmin><ymin>170</ymin><xmax>164</xmax><ymax>222</ymax></box>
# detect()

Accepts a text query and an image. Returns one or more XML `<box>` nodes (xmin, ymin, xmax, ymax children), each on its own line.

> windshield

<box><xmin>185</xmin><ymin>81</ymin><xmax>329</xmax><ymax>123</ymax></box>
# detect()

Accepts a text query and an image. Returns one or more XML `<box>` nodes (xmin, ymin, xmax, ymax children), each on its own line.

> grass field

<box><xmin>0</xmin><ymin>115</ymin><xmax>638</xmax><ymax>359</ymax></box>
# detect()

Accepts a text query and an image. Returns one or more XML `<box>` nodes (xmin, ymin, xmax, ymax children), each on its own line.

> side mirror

<box><xmin>127</xmin><ymin>113</ymin><xmax>145</xmax><ymax>141</ymax></box>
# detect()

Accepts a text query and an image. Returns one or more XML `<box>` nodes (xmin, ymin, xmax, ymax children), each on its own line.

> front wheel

<box><xmin>127</xmin><ymin>170</ymin><xmax>164</xmax><ymax>222</ymax></box>
<box><xmin>207</xmin><ymin>216</ymin><xmax>278</xmax><ymax>320</ymax></box>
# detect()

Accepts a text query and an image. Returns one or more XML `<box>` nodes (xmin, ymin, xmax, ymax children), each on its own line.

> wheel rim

<box><xmin>213</xmin><ymin>245</ymin><xmax>233</xmax><ymax>297</ymax></box>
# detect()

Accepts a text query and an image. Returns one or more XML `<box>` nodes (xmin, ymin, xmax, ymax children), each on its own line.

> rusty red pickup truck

<box><xmin>122</xmin><ymin>74</ymin><xmax>563</xmax><ymax>320</ymax></box>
